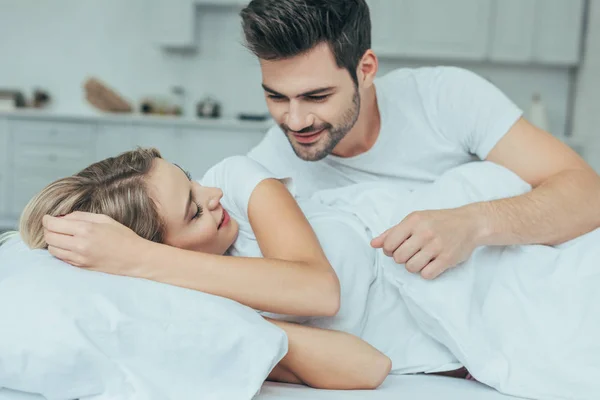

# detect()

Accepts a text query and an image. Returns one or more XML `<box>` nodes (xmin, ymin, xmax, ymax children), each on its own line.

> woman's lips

<box><xmin>219</xmin><ymin>209</ymin><xmax>230</xmax><ymax>229</ymax></box>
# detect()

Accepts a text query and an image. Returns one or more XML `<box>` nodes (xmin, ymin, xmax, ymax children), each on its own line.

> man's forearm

<box><xmin>472</xmin><ymin>169</ymin><xmax>600</xmax><ymax>246</ymax></box>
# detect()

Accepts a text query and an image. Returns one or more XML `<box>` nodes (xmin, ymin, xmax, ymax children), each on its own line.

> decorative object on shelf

<box><xmin>527</xmin><ymin>93</ymin><xmax>550</xmax><ymax>133</ymax></box>
<box><xmin>196</xmin><ymin>96</ymin><xmax>221</xmax><ymax>118</ymax></box>
<box><xmin>0</xmin><ymin>90</ymin><xmax>26</xmax><ymax>111</ymax></box>
<box><xmin>140</xmin><ymin>96</ymin><xmax>182</xmax><ymax>116</ymax></box>
<box><xmin>171</xmin><ymin>85</ymin><xmax>186</xmax><ymax>116</ymax></box>
<box><xmin>83</xmin><ymin>77</ymin><xmax>133</xmax><ymax>113</ymax></box>
<box><xmin>32</xmin><ymin>89</ymin><xmax>51</xmax><ymax>109</ymax></box>
<box><xmin>139</xmin><ymin>86</ymin><xmax>185</xmax><ymax>116</ymax></box>
<box><xmin>237</xmin><ymin>113</ymin><xmax>271</xmax><ymax>122</ymax></box>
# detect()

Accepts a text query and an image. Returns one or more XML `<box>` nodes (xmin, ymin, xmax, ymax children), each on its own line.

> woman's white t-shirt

<box><xmin>201</xmin><ymin>156</ymin><xmax>461</xmax><ymax>374</ymax></box>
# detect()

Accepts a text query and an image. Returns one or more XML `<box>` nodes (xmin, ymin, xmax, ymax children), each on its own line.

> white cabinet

<box><xmin>0</xmin><ymin>114</ymin><xmax>269</xmax><ymax>227</ymax></box>
<box><xmin>490</xmin><ymin>0</ymin><xmax>585</xmax><ymax>65</ymax></box>
<box><xmin>7</xmin><ymin>120</ymin><xmax>96</xmax><ymax>219</ymax></box>
<box><xmin>150</xmin><ymin>0</ymin><xmax>246</xmax><ymax>49</ymax></box>
<box><xmin>149</xmin><ymin>0</ymin><xmax>196</xmax><ymax>48</ymax></box>
<box><xmin>94</xmin><ymin>124</ymin><xmax>139</xmax><ymax>162</ymax></box>
<box><xmin>95</xmin><ymin>124</ymin><xmax>187</xmax><ymax>165</ymax></box>
<box><xmin>178</xmin><ymin>128</ymin><xmax>265</xmax><ymax>178</ymax></box>
<box><xmin>370</xmin><ymin>0</ymin><xmax>493</xmax><ymax>61</ymax></box>
<box><xmin>533</xmin><ymin>0</ymin><xmax>585</xmax><ymax>65</ymax></box>
<box><xmin>489</xmin><ymin>0</ymin><xmax>537</xmax><ymax>62</ymax></box>
<box><xmin>0</xmin><ymin>119</ymin><xmax>8</xmax><ymax>221</ymax></box>
<box><xmin>369</xmin><ymin>0</ymin><xmax>584</xmax><ymax>66</ymax></box>
<box><xmin>130</xmin><ymin>127</ymin><xmax>184</xmax><ymax>165</ymax></box>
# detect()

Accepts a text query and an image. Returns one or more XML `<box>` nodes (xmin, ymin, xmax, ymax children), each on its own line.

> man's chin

<box><xmin>291</xmin><ymin>144</ymin><xmax>329</xmax><ymax>162</ymax></box>
<box><xmin>284</xmin><ymin>132</ymin><xmax>331</xmax><ymax>161</ymax></box>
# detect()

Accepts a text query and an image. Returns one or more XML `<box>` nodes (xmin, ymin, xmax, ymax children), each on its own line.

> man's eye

<box><xmin>267</xmin><ymin>95</ymin><xmax>286</xmax><ymax>102</ymax></box>
<box><xmin>192</xmin><ymin>203</ymin><xmax>203</xmax><ymax>219</ymax></box>
<box><xmin>306</xmin><ymin>95</ymin><xmax>330</xmax><ymax>102</ymax></box>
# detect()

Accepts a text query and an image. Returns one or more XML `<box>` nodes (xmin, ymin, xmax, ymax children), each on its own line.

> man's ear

<box><xmin>356</xmin><ymin>50</ymin><xmax>378</xmax><ymax>88</ymax></box>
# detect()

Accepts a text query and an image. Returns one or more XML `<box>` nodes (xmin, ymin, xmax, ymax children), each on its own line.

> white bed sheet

<box><xmin>0</xmin><ymin>375</ymin><xmax>524</xmax><ymax>400</ymax></box>
<box><xmin>256</xmin><ymin>375</ymin><xmax>524</xmax><ymax>400</ymax></box>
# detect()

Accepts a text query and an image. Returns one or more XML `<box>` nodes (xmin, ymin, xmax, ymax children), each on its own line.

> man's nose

<box><xmin>285</xmin><ymin>101</ymin><xmax>314</xmax><ymax>132</ymax></box>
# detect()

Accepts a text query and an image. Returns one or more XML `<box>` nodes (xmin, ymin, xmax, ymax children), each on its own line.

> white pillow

<box><xmin>0</xmin><ymin>237</ymin><xmax>287</xmax><ymax>400</ymax></box>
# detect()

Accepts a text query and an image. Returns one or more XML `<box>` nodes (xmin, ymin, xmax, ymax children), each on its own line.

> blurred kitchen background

<box><xmin>0</xmin><ymin>0</ymin><xmax>599</xmax><ymax>231</ymax></box>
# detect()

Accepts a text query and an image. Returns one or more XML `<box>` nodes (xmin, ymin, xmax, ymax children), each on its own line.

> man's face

<box><xmin>259</xmin><ymin>43</ymin><xmax>361</xmax><ymax>161</ymax></box>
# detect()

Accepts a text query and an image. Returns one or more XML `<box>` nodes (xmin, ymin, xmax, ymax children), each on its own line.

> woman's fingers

<box><xmin>47</xmin><ymin>245</ymin><xmax>84</xmax><ymax>267</ymax></box>
<box><xmin>42</xmin><ymin>215</ymin><xmax>82</xmax><ymax>236</ymax></box>
<box><xmin>43</xmin><ymin>230</ymin><xmax>77</xmax><ymax>252</ymax></box>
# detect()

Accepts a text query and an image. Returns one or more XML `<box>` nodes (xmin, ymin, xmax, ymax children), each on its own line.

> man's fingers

<box><xmin>371</xmin><ymin>228</ymin><xmax>391</xmax><ymax>248</ymax></box>
<box><xmin>420</xmin><ymin>258</ymin><xmax>449</xmax><ymax>280</ymax></box>
<box><xmin>382</xmin><ymin>224</ymin><xmax>412</xmax><ymax>257</ymax></box>
<box><xmin>404</xmin><ymin>245</ymin><xmax>438</xmax><ymax>273</ymax></box>
<box><xmin>391</xmin><ymin>236</ymin><xmax>421</xmax><ymax>265</ymax></box>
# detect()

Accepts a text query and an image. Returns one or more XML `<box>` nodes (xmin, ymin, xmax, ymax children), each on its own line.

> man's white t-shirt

<box><xmin>248</xmin><ymin>66</ymin><xmax>523</xmax><ymax>197</ymax></box>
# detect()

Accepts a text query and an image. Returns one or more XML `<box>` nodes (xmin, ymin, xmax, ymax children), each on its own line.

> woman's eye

<box><xmin>192</xmin><ymin>202</ymin><xmax>203</xmax><ymax>219</ymax></box>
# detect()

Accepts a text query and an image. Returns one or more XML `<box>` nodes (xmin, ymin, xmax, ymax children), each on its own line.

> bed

<box><xmin>256</xmin><ymin>375</ymin><xmax>523</xmax><ymax>399</ymax></box>
<box><xmin>0</xmin><ymin>375</ymin><xmax>523</xmax><ymax>400</ymax></box>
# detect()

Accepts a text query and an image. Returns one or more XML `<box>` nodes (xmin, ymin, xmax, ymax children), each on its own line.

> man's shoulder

<box><xmin>376</xmin><ymin>66</ymin><xmax>477</xmax><ymax>90</ymax></box>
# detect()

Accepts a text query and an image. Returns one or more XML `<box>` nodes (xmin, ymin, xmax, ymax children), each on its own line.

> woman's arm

<box><xmin>141</xmin><ymin>179</ymin><xmax>339</xmax><ymax>316</ymax></box>
<box><xmin>266</xmin><ymin>318</ymin><xmax>391</xmax><ymax>390</ymax></box>
<box><xmin>43</xmin><ymin>179</ymin><xmax>340</xmax><ymax>316</ymax></box>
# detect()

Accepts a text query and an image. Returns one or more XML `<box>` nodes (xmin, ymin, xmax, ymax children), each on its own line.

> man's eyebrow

<box><xmin>262</xmin><ymin>84</ymin><xmax>283</xmax><ymax>96</ymax></box>
<box><xmin>300</xmin><ymin>87</ymin><xmax>335</xmax><ymax>97</ymax></box>
<box><xmin>261</xmin><ymin>84</ymin><xmax>335</xmax><ymax>98</ymax></box>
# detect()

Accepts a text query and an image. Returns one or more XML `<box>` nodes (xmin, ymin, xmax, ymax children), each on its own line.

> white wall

<box><xmin>573</xmin><ymin>0</ymin><xmax>600</xmax><ymax>170</ymax></box>
<box><xmin>0</xmin><ymin>0</ymin><xmax>576</xmax><ymax>136</ymax></box>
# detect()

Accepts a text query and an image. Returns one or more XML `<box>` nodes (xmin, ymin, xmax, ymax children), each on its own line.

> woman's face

<box><xmin>146</xmin><ymin>158</ymin><xmax>239</xmax><ymax>255</ymax></box>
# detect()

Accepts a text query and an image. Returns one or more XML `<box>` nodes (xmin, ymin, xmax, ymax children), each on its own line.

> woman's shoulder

<box><xmin>200</xmin><ymin>156</ymin><xmax>268</xmax><ymax>186</ymax></box>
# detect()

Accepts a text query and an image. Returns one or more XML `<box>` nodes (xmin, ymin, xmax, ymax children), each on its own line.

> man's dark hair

<box><xmin>241</xmin><ymin>0</ymin><xmax>371</xmax><ymax>85</ymax></box>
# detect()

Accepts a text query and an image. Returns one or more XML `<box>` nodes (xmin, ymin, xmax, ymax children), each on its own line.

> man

<box><xmin>241</xmin><ymin>0</ymin><xmax>600</xmax><ymax>279</ymax></box>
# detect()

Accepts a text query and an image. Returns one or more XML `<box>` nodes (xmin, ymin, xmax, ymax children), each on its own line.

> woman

<box><xmin>13</xmin><ymin>147</ymin><xmax>459</xmax><ymax>390</ymax></box>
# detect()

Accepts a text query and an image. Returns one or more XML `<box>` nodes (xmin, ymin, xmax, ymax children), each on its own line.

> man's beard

<box><xmin>281</xmin><ymin>89</ymin><xmax>361</xmax><ymax>162</ymax></box>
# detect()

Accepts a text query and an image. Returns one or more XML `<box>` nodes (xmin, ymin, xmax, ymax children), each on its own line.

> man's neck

<box><xmin>331</xmin><ymin>85</ymin><xmax>381</xmax><ymax>158</ymax></box>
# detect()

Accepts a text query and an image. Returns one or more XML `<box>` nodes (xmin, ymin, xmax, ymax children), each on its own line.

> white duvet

<box><xmin>314</xmin><ymin>162</ymin><xmax>600</xmax><ymax>400</ymax></box>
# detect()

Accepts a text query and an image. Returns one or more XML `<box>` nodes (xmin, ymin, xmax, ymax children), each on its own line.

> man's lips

<box><xmin>292</xmin><ymin>129</ymin><xmax>325</xmax><ymax>144</ymax></box>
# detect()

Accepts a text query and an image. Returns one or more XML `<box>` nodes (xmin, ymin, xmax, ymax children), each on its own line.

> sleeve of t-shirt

<box><xmin>423</xmin><ymin>67</ymin><xmax>523</xmax><ymax>159</ymax></box>
<box><xmin>200</xmin><ymin>155</ymin><xmax>296</xmax><ymax>220</ymax></box>
<box><xmin>247</xmin><ymin>125</ymin><xmax>294</xmax><ymax>175</ymax></box>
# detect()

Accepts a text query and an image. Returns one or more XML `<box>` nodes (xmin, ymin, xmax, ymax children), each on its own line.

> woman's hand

<box><xmin>42</xmin><ymin>211</ymin><xmax>150</xmax><ymax>277</ymax></box>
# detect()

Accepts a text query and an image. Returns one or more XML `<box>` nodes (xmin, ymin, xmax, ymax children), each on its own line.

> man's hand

<box><xmin>371</xmin><ymin>206</ymin><xmax>487</xmax><ymax>280</ymax></box>
<box><xmin>42</xmin><ymin>211</ymin><xmax>150</xmax><ymax>277</ymax></box>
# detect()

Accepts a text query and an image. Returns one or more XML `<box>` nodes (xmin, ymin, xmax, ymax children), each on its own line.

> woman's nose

<box><xmin>207</xmin><ymin>189</ymin><xmax>223</xmax><ymax>210</ymax></box>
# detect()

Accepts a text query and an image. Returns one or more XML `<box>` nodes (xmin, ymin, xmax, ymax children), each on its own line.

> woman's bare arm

<box><xmin>266</xmin><ymin>318</ymin><xmax>391</xmax><ymax>390</ymax></box>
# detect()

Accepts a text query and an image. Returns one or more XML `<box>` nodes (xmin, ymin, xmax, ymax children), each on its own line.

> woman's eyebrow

<box><xmin>174</xmin><ymin>163</ymin><xmax>192</xmax><ymax>181</ymax></box>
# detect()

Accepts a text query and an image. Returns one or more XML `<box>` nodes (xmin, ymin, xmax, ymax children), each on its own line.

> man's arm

<box><xmin>478</xmin><ymin>117</ymin><xmax>600</xmax><ymax>246</ymax></box>
<box><xmin>372</xmin><ymin>117</ymin><xmax>600</xmax><ymax>280</ymax></box>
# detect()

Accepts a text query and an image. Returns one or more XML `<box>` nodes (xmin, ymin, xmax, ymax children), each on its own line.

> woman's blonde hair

<box><xmin>17</xmin><ymin>147</ymin><xmax>166</xmax><ymax>249</ymax></box>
